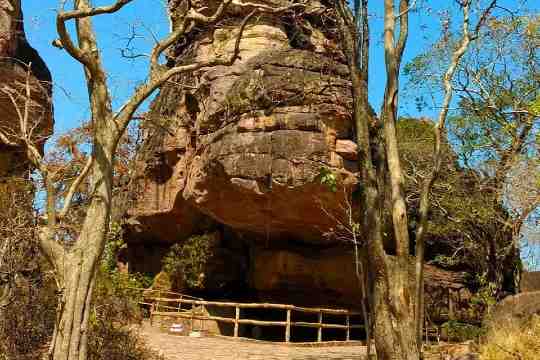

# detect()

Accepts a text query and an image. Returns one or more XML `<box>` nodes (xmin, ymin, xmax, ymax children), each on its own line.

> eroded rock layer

<box><xmin>125</xmin><ymin>0</ymin><xmax>470</xmax><ymax>310</ymax></box>
<box><xmin>127</xmin><ymin>2</ymin><xmax>357</xmax><ymax>244</ymax></box>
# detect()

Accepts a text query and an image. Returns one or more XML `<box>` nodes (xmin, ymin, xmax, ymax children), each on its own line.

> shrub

<box><xmin>82</xmin><ymin>226</ymin><xmax>159</xmax><ymax>360</ymax></box>
<box><xmin>0</xmin><ymin>182</ymin><xmax>57</xmax><ymax>359</ymax></box>
<box><xmin>479</xmin><ymin>315</ymin><xmax>540</xmax><ymax>360</ymax></box>
<box><xmin>162</xmin><ymin>233</ymin><xmax>214</xmax><ymax>290</ymax></box>
<box><xmin>0</xmin><ymin>271</ymin><xmax>57</xmax><ymax>360</ymax></box>
<box><xmin>87</xmin><ymin>265</ymin><xmax>161</xmax><ymax>360</ymax></box>
<box><xmin>441</xmin><ymin>320</ymin><xmax>485</xmax><ymax>342</ymax></box>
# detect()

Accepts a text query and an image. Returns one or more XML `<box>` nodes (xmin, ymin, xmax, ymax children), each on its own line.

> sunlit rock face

<box><xmin>0</xmin><ymin>1</ymin><xmax>53</xmax><ymax>188</ymax></box>
<box><xmin>125</xmin><ymin>0</ymin><xmax>471</xmax><ymax>309</ymax></box>
<box><xmin>126</xmin><ymin>0</ymin><xmax>357</xmax><ymax>247</ymax></box>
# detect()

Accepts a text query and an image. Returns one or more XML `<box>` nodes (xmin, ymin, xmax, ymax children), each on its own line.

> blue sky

<box><xmin>23</xmin><ymin>0</ymin><xmax>169</xmax><ymax>133</ymax></box>
<box><xmin>19</xmin><ymin>0</ymin><xmax>465</xmax><ymax>134</ymax></box>
<box><xmin>22</xmin><ymin>1</ymin><xmax>537</xmax><ymax>133</ymax></box>
<box><xmin>21</xmin><ymin>1</ymin><xmax>538</xmax><ymax>268</ymax></box>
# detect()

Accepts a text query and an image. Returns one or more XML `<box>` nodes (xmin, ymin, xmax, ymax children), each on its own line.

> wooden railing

<box><xmin>128</xmin><ymin>287</ymin><xmax>203</xmax><ymax>309</ymax></box>
<box><xmin>145</xmin><ymin>296</ymin><xmax>364</xmax><ymax>343</ymax></box>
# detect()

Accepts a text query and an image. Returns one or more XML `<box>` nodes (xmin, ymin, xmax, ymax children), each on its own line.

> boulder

<box><xmin>127</xmin><ymin>1</ymin><xmax>357</xmax><ymax>245</ymax></box>
<box><xmin>124</xmin><ymin>0</ymin><xmax>477</xmax><ymax>313</ymax></box>
<box><xmin>488</xmin><ymin>291</ymin><xmax>540</xmax><ymax>323</ymax></box>
<box><xmin>0</xmin><ymin>0</ymin><xmax>53</xmax><ymax>178</ymax></box>
<box><xmin>521</xmin><ymin>271</ymin><xmax>540</xmax><ymax>292</ymax></box>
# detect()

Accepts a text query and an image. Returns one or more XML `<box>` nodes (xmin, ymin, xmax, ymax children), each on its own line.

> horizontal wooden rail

<box><xmin>146</xmin><ymin>297</ymin><xmax>361</xmax><ymax>316</ymax></box>
<box><xmin>128</xmin><ymin>287</ymin><xmax>203</xmax><ymax>301</ymax></box>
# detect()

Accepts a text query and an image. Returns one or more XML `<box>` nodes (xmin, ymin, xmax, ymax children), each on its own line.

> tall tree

<box><xmin>334</xmin><ymin>1</ymin><xmax>496</xmax><ymax>357</ymax></box>
<box><xmin>406</xmin><ymin>11</ymin><xmax>539</xmax><ymax>293</ymax></box>
<box><xmin>0</xmin><ymin>1</ymin><xmax>304</xmax><ymax>359</ymax></box>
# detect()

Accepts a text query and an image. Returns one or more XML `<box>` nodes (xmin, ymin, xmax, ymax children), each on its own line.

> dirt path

<box><xmin>140</xmin><ymin>322</ymin><xmax>368</xmax><ymax>360</ymax></box>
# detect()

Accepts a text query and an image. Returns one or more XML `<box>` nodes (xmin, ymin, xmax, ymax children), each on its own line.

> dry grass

<box><xmin>479</xmin><ymin>315</ymin><xmax>540</xmax><ymax>360</ymax></box>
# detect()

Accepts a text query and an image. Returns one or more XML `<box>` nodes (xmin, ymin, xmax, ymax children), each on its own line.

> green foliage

<box><xmin>397</xmin><ymin>117</ymin><xmax>436</xmax><ymax>140</ymax></box>
<box><xmin>397</xmin><ymin>117</ymin><xmax>518</xmax><ymax>299</ymax></box>
<box><xmin>318</xmin><ymin>167</ymin><xmax>337</xmax><ymax>192</ymax></box>
<box><xmin>163</xmin><ymin>233</ymin><xmax>214</xmax><ymax>289</ymax></box>
<box><xmin>432</xmin><ymin>254</ymin><xmax>459</xmax><ymax>267</ymax></box>
<box><xmin>87</xmin><ymin>240</ymin><xmax>160</xmax><ymax>360</ymax></box>
<box><xmin>442</xmin><ymin>320</ymin><xmax>485</xmax><ymax>342</ymax></box>
<box><xmin>470</xmin><ymin>274</ymin><xmax>498</xmax><ymax>311</ymax></box>
<box><xmin>101</xmin><ymin>223</ymin><xmax>153</xmax><ymax>289</ymax></box>
<box><xmin>102</xmin><ymin>221</ymin><xmax>127</xmax><ymax>273</ymax></box>
<box><xmin>88</xmin><ymin>268</ymin><xmax>163</xmax><ymax>360</ymax></box>
<box><xmin>91</xmin><ymin>270</ymin><xmax>143</xmax><ymax>328</ymax></box>
<box><xmin>406</xmin><ymin>14</ymin><xmax>539</xmax><ymax>174</ymax></box>
<box><xmin>530</xmin><ymin>96</ymin><xmax>540</xmax><ymax>117</ymax></box>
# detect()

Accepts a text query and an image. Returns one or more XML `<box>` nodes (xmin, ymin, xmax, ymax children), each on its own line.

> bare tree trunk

<box><xmin>334</xmin><ymin>0</ymin><xmax>419</xmax><ymax>358</ymax></box>
<box><xmin>365</xmin><ymin>187</ymin><xmax>418</xmax><ymax>360</ymax></box>
<box><xmin>48</xmin><ymin>145</ymin><xmax>113</xmax><ymax>360</ymax></box>
<box><xmin>51</xmin><ymin>256</ymin><xmax>97</xmax><ymax>360</ymax></box>
<box><xmin>382</xmin><ymin>0</ymin><xmax>410</xmax><ymax>258</ymax></box>
<box><xmin>372</xmin><ymin>274</ymin><xmax>418</xmax><ymax>360</ymax></box>
<box><xmin>413</xmin><ymin>1</ymin><xmax>496</xmax><ymax>347</ymax></box>
<box><xmin>378</xmin><ymin>2</ymin><xmax>418</xmax><ymax>358</ymax></box>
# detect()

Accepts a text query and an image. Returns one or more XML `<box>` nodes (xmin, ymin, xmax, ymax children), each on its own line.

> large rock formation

<box><xmin>125</xmin><ymin>0</ymin><xmax>476</xmax><ymax>311</ymax></box>
<box><xmin>0</xmin><ymin>0</ymin><xmax>53</xmax><ymax>181</ymax></box>
<box><xmin>127</xmin><ymin>0</ymin><xmax>356</xmax><ymax>246</ymax></box>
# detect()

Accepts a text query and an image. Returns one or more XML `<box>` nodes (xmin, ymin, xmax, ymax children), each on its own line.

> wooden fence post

<box><xmin>201</xmin><ymin>304</ymin><xmax>206</xmax><ymax>332</ymax></box>
<box><xmin>425</xmin><ymin>315</ymin><xmax>428</xmax><ymax>344</ymax></box>
<box><xmin>345</xmin><ymin>314</ymin><xmax>350</xmax><ymax>341</ymax></box>
<box><xmin>317</xmin><ymin>311</ymin><xmax>323</xmax><ymax>342</ymax></box>
<box><xmin>285</xmin><ymin>309</ymin><xmax>291</xmax><ymax>342</ymax></box>
<box><xmin>234</xmin><ymin>306</ymin><xmax>240</xmax><ymax>338</ymax></box>
<box><xmin>448</xmin><ymin>288</ymin><xmax>454</xmax><ymax>320</ymax></box>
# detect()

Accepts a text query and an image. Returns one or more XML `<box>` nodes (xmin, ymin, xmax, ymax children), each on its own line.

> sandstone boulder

<box><xmin>127</xmin><ymin>1</ymin><xmax>357</xmax><ymax>245</ymax></box>
<box><xmin>0</xmin><ymin>0</ymin><xmax>53</xmax><ymax>179</ymax></box>
<box><xmin>488</xmin><ymin>291</ymin><xmax>540</xmax><ymax>323</ymax></box>
<box><xmin>521</xmin><ymin>271</ymin><xmax>540</xmax><ymax>292</ymax></box>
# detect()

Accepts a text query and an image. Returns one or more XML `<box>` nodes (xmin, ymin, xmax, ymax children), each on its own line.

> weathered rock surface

<box><xmin>250</xmin><ymin>246</ymin><xmax>468</xmax><ymax>308</ymax></box>
<box><xmin>488</xmin><ymin>291</ymin><xmax>540</xmax><ymax>323</ymax></box>
<box><xmin>125</xmin><ymin>0</ymin><xmax>472</xmax><ymax>311</ymax></box>
<box><xmin>127</xmin><ymin>0</ymin><xmax>356</xmax><ymax>246</ymax></box>
<box><xmin>521</xmin><ymin>271</ymin><xmax>540</xmax><ymax>292</ymax></box>
<box><xmin>0</xmin><ymin>0</ymin><xmax>53</xmax><ymax>180</ymax></box>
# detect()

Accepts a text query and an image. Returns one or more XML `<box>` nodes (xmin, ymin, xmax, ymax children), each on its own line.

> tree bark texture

<box><xmin>335</xmin><ymin>1</ymin><xmax>419</xmax><ymax>357</ymax></box>
<box><xmin>48</xmin><ymin>147</ymin><xmax>114</xmax><ymax>360</ymax></box>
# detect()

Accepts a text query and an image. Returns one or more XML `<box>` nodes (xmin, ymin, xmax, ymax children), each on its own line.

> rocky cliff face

<box><xmin>128</xmin><ymin>0</ymin><xmax>357</xmax><ymax>246</ymax></box>
<box><xmin>0</xmin><ymin>0</ymin><xmax>53</xmax><ymax>181</ymax></box>
<box><xmin>125</xmin><ymin>0</ymin><xmax>470</xmax><ymax>308</ymax></box>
